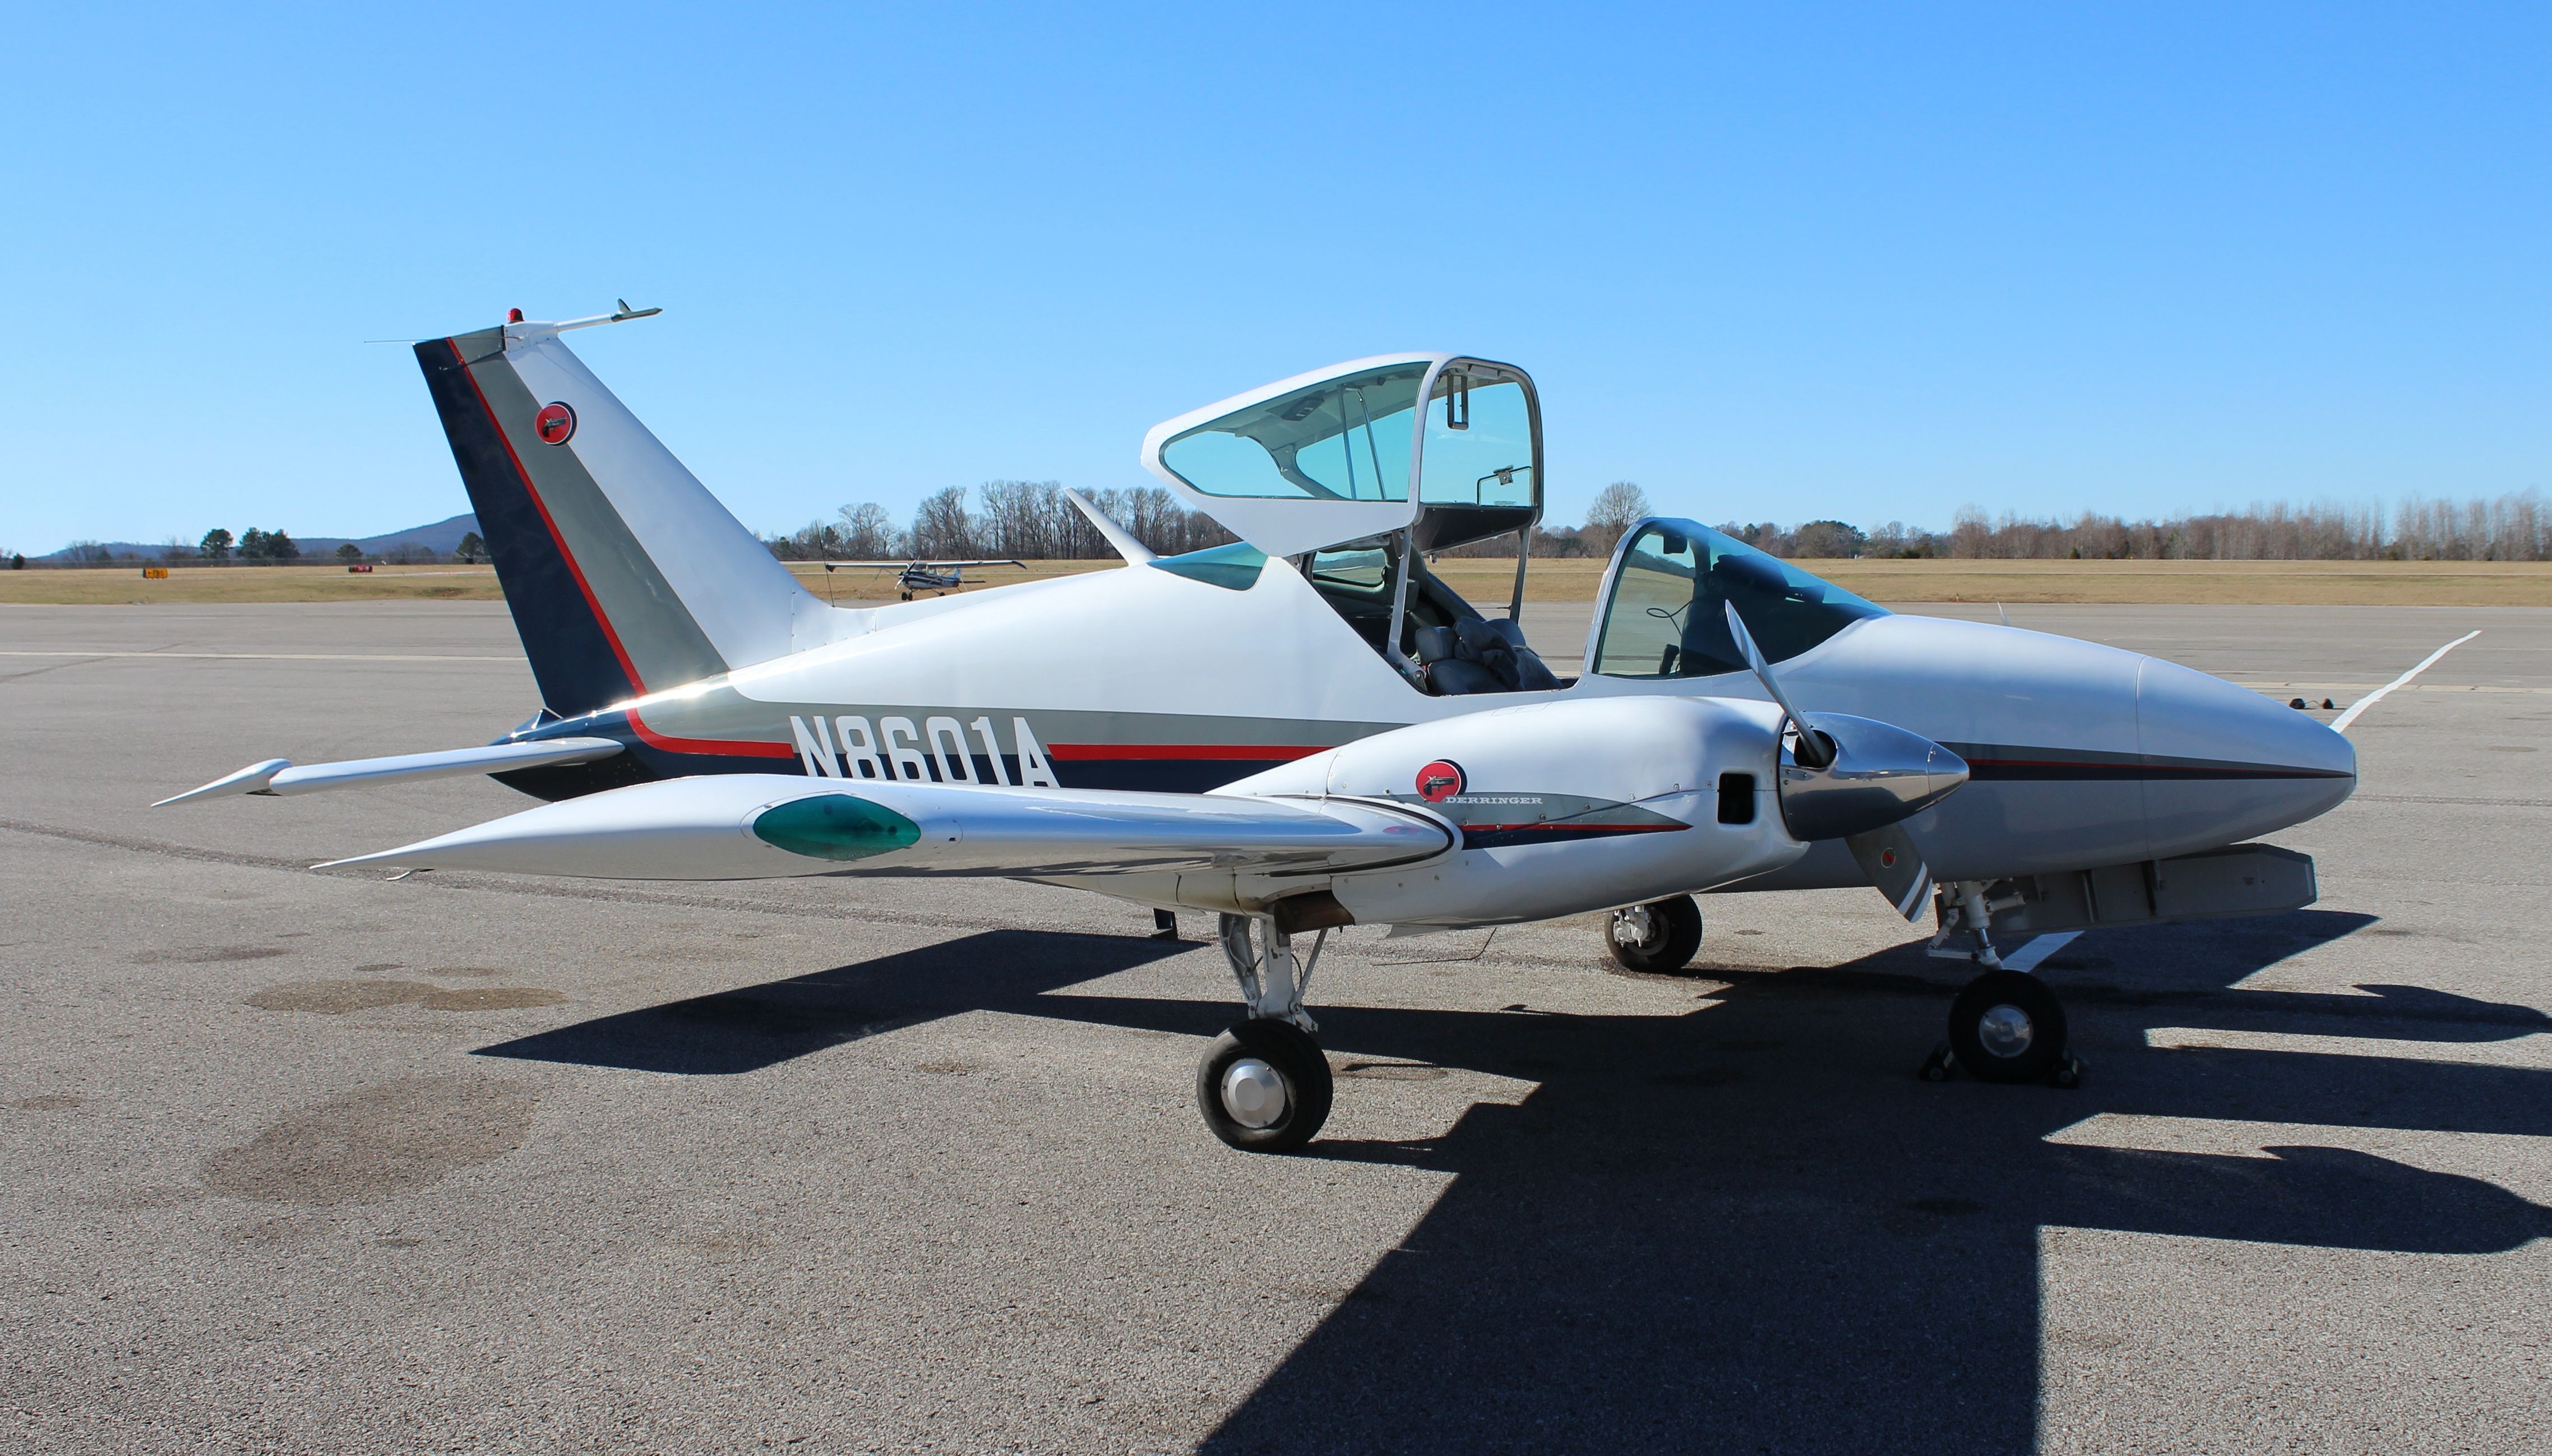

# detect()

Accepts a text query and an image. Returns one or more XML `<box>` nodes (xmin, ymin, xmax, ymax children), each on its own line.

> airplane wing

<box><xmin>817</xmin><ymin>560</ymin><xmax>1028</xmax><ymax>570</ymax></box>
<box><xmin>316</xmin><ymin>774</ymin><xmax>1451</xmax><ymax>881</ymax></box>
<box><xmin>154</xmin><ymin>738</ymin><xmax>625</xmax><ymax>806</ymax></box>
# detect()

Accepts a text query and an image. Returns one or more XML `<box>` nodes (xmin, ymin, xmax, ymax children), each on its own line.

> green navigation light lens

<box><xmin>752</xmin><ymin>794</ymin><xmax>922</xmax><ymax>861</ymax></box>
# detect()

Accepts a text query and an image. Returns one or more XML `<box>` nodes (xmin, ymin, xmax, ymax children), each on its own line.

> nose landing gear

<box><xmin>1198</xmin><ymin>912</ymin><xmax>1335</xmax><ymax>1152</ymax></box>
<box><xmin>1944</xmin><ymin>969</ymin><xmax>2074</xmax><ymax>1084</ymax></box>
<box><xmin>1922</xmin><ymin>881</ymin><xmax>2086</xmax><ymax>1088</ymax></box>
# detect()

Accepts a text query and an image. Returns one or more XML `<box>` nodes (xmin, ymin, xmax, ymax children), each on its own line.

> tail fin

<box><xmin>414</xmin><ymin>320</ymin><xmax>825</xmax><ymax>716</ymax></box>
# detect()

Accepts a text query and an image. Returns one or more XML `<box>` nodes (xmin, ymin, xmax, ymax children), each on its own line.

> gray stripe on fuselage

<box><xmin>630</xmin><ymin>691</ymin><xmax>1402</xmax><ymax>758</ymax></box>
<box><xmin>466</xmin><ymin>352</ymin><xmax>729</xmax><ymax>692</ymax></box>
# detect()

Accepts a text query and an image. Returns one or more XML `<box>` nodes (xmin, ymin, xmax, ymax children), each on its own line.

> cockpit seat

<box><xmin>1415</xmin><ymin>624</ymin><xmax>1504</xmax><ymax>696</ymax></box>
<box><xmin>1455</xmin><ymin>617</ymin><xmax>1562</xmax><ymax>692</ymax></box>
<box><xmin>1413</xmin><ymin>618</ymin><xmax>1561</xmax><ymax>695</ymax></box>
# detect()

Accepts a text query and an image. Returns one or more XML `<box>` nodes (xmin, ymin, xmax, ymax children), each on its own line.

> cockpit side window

<box><xmin>1590</xmin><ymin>520</ymin><xmax>1884</xmax><ymax>679</ymax></box>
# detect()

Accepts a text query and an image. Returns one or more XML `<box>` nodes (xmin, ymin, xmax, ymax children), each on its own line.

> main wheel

<box><xmin>1195</xmin><ymin>1018</ymin><xmax>1333</xmax><ymax>1153</ymax></box>
<box><xmin>1948</xmin><ymin>969</ymin><xmax>2067</xmax><ymax>1084</ymax></box>
<box><xmin>1605</xmin><ymin>894</ymin><xmax>1703</xmax><ymax>973</ymax></box>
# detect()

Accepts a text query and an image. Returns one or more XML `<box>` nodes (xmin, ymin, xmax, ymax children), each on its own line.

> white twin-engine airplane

<box><xmin>162</xmin><ymin>309</ymin><xmax>2354</xmax><ymax>1152</ymax></box>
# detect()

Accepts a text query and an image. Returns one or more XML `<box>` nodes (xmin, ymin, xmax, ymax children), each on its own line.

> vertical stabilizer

<box><xmin>414</xmin><ymin>321</ymin><xmax>824</xmax><ymax>716</ymax></box>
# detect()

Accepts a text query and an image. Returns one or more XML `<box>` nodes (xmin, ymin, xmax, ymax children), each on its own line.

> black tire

<box><xmin>1195</xmin><ymin>1018</ymin><xmax>1333</xmax><ymax>1153</ymax></box>
<box><xmin>1604</xmin><ymin>895</ymin><xmax>1703</xmax><ymax>973</ymax></box>
<box><xmin>1948</xmin><ymin>969</ymin><xmax>2067</xmax><ymax>1084</ymax></box>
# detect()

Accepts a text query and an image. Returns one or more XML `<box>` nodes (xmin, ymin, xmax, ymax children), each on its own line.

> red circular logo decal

<box><xmin>1415</xmin><ymin>759</ymin><xmax>1465</xmax><ymax>803</ymax></box>
<box><xmin>534</xmin><ymin>401</ymin><xmax>576</xmax><ymax>445</ymax></box>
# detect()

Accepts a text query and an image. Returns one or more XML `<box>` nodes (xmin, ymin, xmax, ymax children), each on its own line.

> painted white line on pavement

<box><xmin>2331</xmin><ymin>631</ymin><xmax>2483</xmax><ymax>733</ymax></box>
<box><xmin>0</xmin><ymin>650</ymin><xmax>520</xmax><ymax>663</ymax></box>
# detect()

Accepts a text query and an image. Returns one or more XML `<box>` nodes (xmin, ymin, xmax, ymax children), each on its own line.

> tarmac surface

<box><xmin>2</xmin><ymin>598</ymin><xmax>2547</xmax><ymax>1454</ymax></box>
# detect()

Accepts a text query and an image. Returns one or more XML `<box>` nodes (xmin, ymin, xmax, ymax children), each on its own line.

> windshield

<box><xmin>1591</xmin><ymin>519</ymin><xmax>1884</xmax><ymax>678</ymax></box>
<box><xmin>1158</xmin><ymin>364</ymin><xmax>1425</xmax><ymax>502</ymax></box>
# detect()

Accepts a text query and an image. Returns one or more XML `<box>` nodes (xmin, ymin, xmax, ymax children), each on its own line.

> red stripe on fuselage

<box><xmin>625</xmin><ymin>710</ymin><xmax>794</xmax><ymax>759</ymax></box>
<box><xmin>1457</xmin><ymin>822</ymin><xmax>1684</xmax><ymax>834</ymax></box>
<box><xmin>450</xmin><ymin>341</ymin><xmax>648</xmax><ymax>698</ymax></box>
<box><xmin>1046</xmin><ymin>743</ymin><xmax>1331</xmax><ymax>762</ymax></box>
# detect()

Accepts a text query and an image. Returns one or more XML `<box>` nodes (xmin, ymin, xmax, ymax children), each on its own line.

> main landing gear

<box><xmin>1920</xmin><ymin>881</ymin><xmax>2086</xmax><ymax>1088</ymax></box>
<box><xmin>1604</xmin><ymin>894</ymin><xmax>1703</xmax><ymax>973</ymax></box>
<box><xmin>1197</xmin><ymin>913</ymin><xmax>1334</xmax><ymax>1152</ymax></box>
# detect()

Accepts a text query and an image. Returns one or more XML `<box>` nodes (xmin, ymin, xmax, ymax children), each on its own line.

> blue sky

<box><xmin>2</xmin><ymin>3</ymin><xmax>2544</xmax><ymax>551</ymax></box>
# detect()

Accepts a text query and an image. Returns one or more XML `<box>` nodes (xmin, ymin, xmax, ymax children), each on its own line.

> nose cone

<box><xmin>1779</xmin><ymin>713</ymin><xmax>1971</xmax><ymax>841</ymax></box>
<box><xmin>2137</xmin><ymin>658</ymin><xmax>2356</xmax><ymax>857</ymax></box>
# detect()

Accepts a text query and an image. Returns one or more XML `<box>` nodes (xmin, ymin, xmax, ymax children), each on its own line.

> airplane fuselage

<box><xmin>494</xmin><ymin>546</ymin><xmax>2354</xmax><ymax>898</ymax></box>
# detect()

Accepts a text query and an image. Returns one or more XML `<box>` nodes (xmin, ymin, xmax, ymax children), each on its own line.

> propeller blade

<box><xmin>1847</xmin><ymin>822</ymin><xmax>1935</xmax><ymax>922</ymax></box>
<box><xmin>1722</xmin><ymin>602</ymin><xmax>1832</xmax><ymax>768</ymax></box>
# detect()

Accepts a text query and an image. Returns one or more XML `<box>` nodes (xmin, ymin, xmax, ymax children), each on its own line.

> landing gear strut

<box><xmin>1197</xmin><ymin>913</ymin><xmax>1333</xmax><ymax>1152</ymax></box>
<box><xmin>1604</xmin><ymin>894</ymin><xmax>1703</xmax><ymax>973</ymax></box>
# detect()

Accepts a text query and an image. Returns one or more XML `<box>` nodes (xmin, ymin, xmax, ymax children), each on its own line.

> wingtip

<box><xmin>153</xmin><ymin>758</ymin><xmax>292</xmax><ymax>807</ymax></box>
<box><xmin>311</xmin><ymin>847</ymin><xmax>411</xmax><ymax>871</ymax></box>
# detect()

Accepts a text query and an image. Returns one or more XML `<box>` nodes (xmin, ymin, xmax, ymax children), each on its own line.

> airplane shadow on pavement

<box><xmin>480</xmin><ymin>912</ymin><xmax>2552</xmax><ymax>1455</ymax></box>
<box><xmin>475</xmin><ymin>928</ymin><xmax>1197</xmax><ymax>1074</ymax></box>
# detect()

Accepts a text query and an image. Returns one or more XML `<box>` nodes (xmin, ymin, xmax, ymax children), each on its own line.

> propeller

<box><xmin>1722</xmin><ymin>603</ymin><xmax>1964</xmax><ymax>921</ymax></box>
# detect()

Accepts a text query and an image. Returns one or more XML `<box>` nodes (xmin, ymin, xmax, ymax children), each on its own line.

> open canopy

<box><xmin>1142</xmin><ymin>354</ymin><xmax>1544</xmax><ymax>559</ymax></box>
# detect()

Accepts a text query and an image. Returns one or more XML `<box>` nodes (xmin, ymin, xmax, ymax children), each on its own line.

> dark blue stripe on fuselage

<box><xmin>488</xmin><ymin>717</ymin><xmax>1284</xmax><ymax>802</ymax></box>
<box><xmin>1945</xmin><ymin>743</ymin><xmax>2352</xmax><ymax>783</ymax></box>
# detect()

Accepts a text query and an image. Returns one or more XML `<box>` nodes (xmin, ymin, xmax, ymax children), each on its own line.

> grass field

<box><xmin>7</xmin><ymin>555</ymin><xmax>2551</xmax><ymax>608</ymax></box>
<box><xmin>1435</xmin><ymin>555</ymin><xmax>2552</xmax><ymax>606</ymax></box>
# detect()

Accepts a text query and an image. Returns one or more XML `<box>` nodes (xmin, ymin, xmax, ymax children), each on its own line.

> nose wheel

<box><xmin>1932</xmin><ymin>969</ymin><xmax>2083</xmax><ymax>1087</ymax></box>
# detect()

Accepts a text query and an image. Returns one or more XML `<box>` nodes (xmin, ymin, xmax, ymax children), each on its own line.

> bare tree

<box><xmin>836</xmin><ymin>503</ymin><xmax>898</xmax><ymax>558</ymax></box>
<box><xmin>909</xmin><ymin>486</ymin><xmax>976</xmax><ymax>560</ymax></box>
<box><xmin>1582</xmin><ymin>482</ymin><xmax>1653</xmax><ymax>552</ymax></box>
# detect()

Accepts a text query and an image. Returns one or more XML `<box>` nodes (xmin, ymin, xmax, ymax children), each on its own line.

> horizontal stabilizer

<box><xmin>155</xmin><ymin>737</ymin><xmax>623</xmax><ymax>806</ymax></box>
<box><xmin>1062</xmin><ymin>488</ymin><xmax>1155</xmax><ymax>564</ymax></box>
<box><xmin>318</xmin><ymin>774</ymin><xmax>1450</xmax><ymax>881</ymax></box>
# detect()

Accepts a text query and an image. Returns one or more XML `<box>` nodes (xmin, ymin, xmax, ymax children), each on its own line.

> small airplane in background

<box><xmin>158</xmin><ymin>307</ymin><xmax>2354</xmax><ymax>1154</ymax></box>
<box><xmin>821</xmin><ymin>558</ymin><xmax>1027</xmax><ymax>601</ymax></box>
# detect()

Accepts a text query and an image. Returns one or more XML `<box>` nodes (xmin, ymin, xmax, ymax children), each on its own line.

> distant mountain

<box><xmin>41</xmin><ymin>514</ymin><xmax>480</xmax><ymax>562</ymax></box>
<box><xmin>342</xmin><ymin>512</ymin><xmax>480</xmax><ymax>554</ymax></box>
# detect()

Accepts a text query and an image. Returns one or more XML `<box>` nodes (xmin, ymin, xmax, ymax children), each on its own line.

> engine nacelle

<box><xmin>1222</xmin><ymin>696</ymin><xmax>1806</xmax><ymax>927</ymax></box>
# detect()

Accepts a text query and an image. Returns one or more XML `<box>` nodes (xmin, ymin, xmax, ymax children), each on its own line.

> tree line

<box><xmin>1726</xmin><ymin>492</ymin><xmax>2552</xmax><ymax>561</ymax></box>
<box><xmin>29</xmin><ymin>484</ymin><xmax>2548</xmax><ymax>573</ymax></box>
<box><xmin>1457</xmin><ymin>484</ymin><xmax>2552</xmax><ymax>563</ymax></box>
<box><xmin>36</xmin><ymin>526</ymin><xmax>493</xmax><ymax>567</ymax></box>
<box><xmin>765</xmin><ymin>482</ymin><xmax>1238</xmax><ymax>561</ymax></box>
